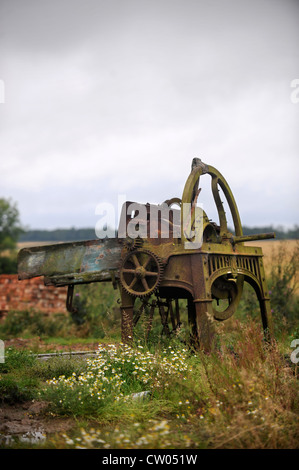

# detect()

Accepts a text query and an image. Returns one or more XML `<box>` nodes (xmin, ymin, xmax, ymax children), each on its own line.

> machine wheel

<box><xmin>120</xmin><ymin>249</ymin><xmax>163</xmax><ymax>297</ymax></box>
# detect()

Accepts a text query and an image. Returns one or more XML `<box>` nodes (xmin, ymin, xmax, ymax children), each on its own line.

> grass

<box><xmin>0</xmin><ymin>240</ymin><xmax>298</xmax><ymax>449</ymax></box>
<box><xmin>0</xmin><ymin>321</ymin><xmax>298</xmax><ymax>449</ymax></box>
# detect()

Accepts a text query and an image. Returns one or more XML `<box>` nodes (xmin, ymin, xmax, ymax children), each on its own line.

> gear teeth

<box><xmin>119</xmin><ymin>236</ymin><xmax>144</xmax><ymax>252</ymax></box>
<box><xmin>134</xmin><ymin>237</ymin><xmax>143</xmax><ymax>249</ymax></box>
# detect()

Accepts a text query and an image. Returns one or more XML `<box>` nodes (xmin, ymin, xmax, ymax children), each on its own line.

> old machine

<box><xmin>18</xmin><ymin>158</ymin><xmax>275</xmax><ymax>350</ymax></box>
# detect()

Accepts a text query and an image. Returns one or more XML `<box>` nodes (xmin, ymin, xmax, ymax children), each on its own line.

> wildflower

<box><xmin>64</xmin><ymin>437</ymin><xmax>74</xmax><ymax>445</ymax></box>
<box><xmin>46</xmin><ymin>342</ymin><xmax>192</xmax><ymax>411</ymax></box>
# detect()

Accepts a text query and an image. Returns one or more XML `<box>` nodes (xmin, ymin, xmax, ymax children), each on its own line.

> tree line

<box><xmin>19</xmin><ymin>225</ymin><xmax>299</xmax><ymax>242</ymax></box>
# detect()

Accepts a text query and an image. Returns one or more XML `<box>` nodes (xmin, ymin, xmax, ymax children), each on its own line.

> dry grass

<box><xmin>245</xmin><ymin>239</ymin><xmax>298</xmax><ymax>270</ymax></box>
<box><xmin>245</xmin><ymin>240</ymin><xmax>299</xmax><ymax>295</ymax></box>
<box><xmin>17</xmin><ymin>241</ymin><xmax>62</xmax><ymax>249</ymax></box>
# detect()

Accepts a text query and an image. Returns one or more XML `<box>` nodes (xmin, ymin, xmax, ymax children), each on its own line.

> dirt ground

<box><xmin>0</xmin><ymin>400</ymin><xmax>74</xmax><ymax>445</ymax></box>
<box><xmin>1</xmin><ymin>339</ymin><xmax>100</xmax><ymax>446</ymax></box>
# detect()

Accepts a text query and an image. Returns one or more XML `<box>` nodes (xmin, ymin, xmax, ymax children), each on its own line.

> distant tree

<box><xmin>0</xmin><ymin>198</ymin><xmax>24</xmax><ymax>273</ymax></box>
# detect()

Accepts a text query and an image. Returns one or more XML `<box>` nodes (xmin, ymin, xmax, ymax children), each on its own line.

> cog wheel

<box><xmin>119</xmin><ymin>236</ymin><xmax>143</xmax><ymax>251</ymax></box>
<box><xmin>120</xmin><ymin>249</ymin><xmax>164</xmax><ymax>297</ymax></box>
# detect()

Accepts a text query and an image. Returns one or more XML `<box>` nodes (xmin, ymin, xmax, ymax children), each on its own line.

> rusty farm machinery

<box><xmin>18</xmin><ymin>158</ymin><xmax>275</xmax><ymax>350</ymax></box>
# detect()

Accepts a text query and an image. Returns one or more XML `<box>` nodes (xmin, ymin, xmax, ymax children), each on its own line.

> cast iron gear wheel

<box><xmin>119</xmin><ymin>236</ymin><xmax>143</xmax><ymax>251</ymax></box>
<box><xmin>120</xmin><ymin>249</ymin><xmax>164</xmax><ymax>297</ymax></box>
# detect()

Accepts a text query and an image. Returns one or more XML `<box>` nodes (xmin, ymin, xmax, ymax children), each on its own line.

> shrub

<box><xmin>0</xmin><ymin>255</ymin><xmax>17</xmax><ymax>274</ymax></box>
<box><xmin>69</xmin><ymin>282</ymin><xmax>120</xmax><ymax>337</ymax></box>
<box><xmin>0</xmin><ymin>347</ymin><xmax>36</xmax><ymax>373</ymax></box>
<box><xmin>0</xmin><ymin>310</ymin><xmax>70</xmax><ymax>338</ymax></box>
<box><xmin>0</xmin><ymin>376</ymin><xmax>37</xmax><ymax>404</ymax></box>
<box><xmin>31</xmin><ymin>356</ymin><xmax>89</xmax><ymax>381</ymax></box>
<box><xmin>43</xmin><ymin>342</ymin><xmax>192</xmax><ymax>417</ymax></box>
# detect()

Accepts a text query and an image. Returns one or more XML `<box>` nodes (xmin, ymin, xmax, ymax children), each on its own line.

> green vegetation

<box><xmin>0</xmin><ymin>197</ymin><xmax>24</xmax><ymax>274</ymax></box>
<box><xmin>0</xmin><ymin>242</ymin><xmax>298</xmax><ymax>449</ymax></box>
<box><xmin>0</xmin><ymin>281</ymin><xmax>121</xmax><ymax>343</ymax></box>
<box><xmin>18</xmin><ymin>224</ymin><xmax>299</xmax><ymax>243</ymax></box>
<box><xmin>0</xmin><ymin>323</ymin><xmax>298</xmax><ymax>449</ymax></box>
<box><xmin>232</xmin><ymin>224</ymin><xmax>299</xmax><ymax>240</ymax></box>
<box><xmin>0</xmin><ymin>348</ymin><xmax>39</xmax><ymax>404</ymax></box>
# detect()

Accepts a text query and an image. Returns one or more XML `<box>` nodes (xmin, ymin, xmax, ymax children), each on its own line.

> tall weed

<box><xmin>55</xmin><ymin>319</ymin><xmax>298</xmax><ymax>449</ymax></box>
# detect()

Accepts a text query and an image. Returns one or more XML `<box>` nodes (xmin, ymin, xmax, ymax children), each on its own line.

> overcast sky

<box><xmin>0</xmin><ymin>0</ymin><xmax>298</xmax><ymax>232</ymax></box>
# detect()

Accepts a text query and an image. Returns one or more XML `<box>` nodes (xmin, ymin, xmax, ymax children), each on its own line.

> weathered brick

<box><xmin>0</xmin><ymin>274</ymin><xmax>68</xmax><ymax>316</ymax></box>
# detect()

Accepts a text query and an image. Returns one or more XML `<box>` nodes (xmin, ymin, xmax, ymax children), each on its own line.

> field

<box><xmin>245</xmin><ymin>238</ymin><xmax>298</xmax><ymax>272</ymax></box>
<box><xmin>17</xmin><ymin>238</ymin><xmax>299</xmax><ymax>261</ymax></box>
<box><xmin>0</xmin><ymin>240</ymin><xmax>298</xmax><ymax>451</ymax></box>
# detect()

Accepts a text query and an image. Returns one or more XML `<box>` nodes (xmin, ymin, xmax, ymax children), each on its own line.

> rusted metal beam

<box><xmin>18</xmin><ymin>238</ymin><xmax>121</xmax><ymax>284</ymax></box>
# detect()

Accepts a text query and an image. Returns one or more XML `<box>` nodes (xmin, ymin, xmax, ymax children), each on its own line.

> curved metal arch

<box><xmin>164</xmin><ymin>197</ymin><xmax>182</xmax><ymax>208</ymax></box>
<box><xmin>208</xmin><ymin>262</ymin><xmax>260</xmax><ymax>286</ymax></box>
<box><xmin>158</xmin><ymin>279</ymin><xmax>195</xmax><ymax>298</ymax></box>
<box><xmin>209</xmin><ymin>272</ymin><xmax>244</xmax><ymax>321</ymax></box>
<box><xmin>241</xmin><ymin>274</ymin><xmax>273</xmax><ymax>335</ymax></box>
<box><xmin>181</xmin><ymin>159</ymin><xmax>243</xmax><ymax>242</ymax></box>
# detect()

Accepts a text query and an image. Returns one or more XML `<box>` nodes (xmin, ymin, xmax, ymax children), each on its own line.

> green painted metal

<box><xmin>18</xmin><ymin>238</ymin><xmax>121</xmax><ymax>283</ymax></box>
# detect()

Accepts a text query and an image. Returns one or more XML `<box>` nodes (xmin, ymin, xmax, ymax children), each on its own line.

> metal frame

<box><xmin>18</xmin><ymin>158</ymin><xmax>275</xmax><ymax>351</ymax></box>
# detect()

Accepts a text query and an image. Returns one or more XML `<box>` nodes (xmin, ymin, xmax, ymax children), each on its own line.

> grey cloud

<box><xmin>0</xmin><ymin>0</ymin><xmax>298</xmax><ymax>229</ymax></box>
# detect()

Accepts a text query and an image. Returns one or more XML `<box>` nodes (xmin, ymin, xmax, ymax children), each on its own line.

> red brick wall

<box><xmin>0</xmin><ymin>274</ymin><xmax>68</xmax><ymax>317</ymax></box>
